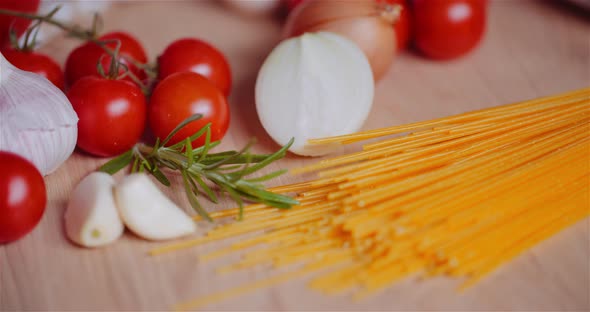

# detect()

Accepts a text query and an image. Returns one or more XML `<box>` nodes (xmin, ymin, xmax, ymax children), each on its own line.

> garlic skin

<box><xmin>255</xmin><ymin>32</ymin><xmax>374</xmax><ymax>156</ymax></box>
<box><xmin>65</xmin><ymin>172</ymin><xmax>124</xmax><ymax>248</ymax></box>
<box><xmin>114</xmin><ymin>174</ymin><xmax>197</xmax><ymax>241</ymax></box>
<box><xmin>0</xmin><ymin>52</ymin><xmax>78</xmax><ymax>176</ymax></box>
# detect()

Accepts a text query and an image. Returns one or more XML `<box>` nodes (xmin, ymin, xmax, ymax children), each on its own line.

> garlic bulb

<box><xmin>255</xmin><ymin>32</ymin><xmax>374</xmax><ymax>156</ymax></box>
<box><xmin>0</xmin><ymin>52</ymin><xmax>78</xmax><ymax>175</ymax></box>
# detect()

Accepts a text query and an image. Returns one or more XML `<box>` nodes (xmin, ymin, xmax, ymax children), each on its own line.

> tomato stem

<box><xmin>0</xmin><ymin>7</ymin><xmax>97</xmax><ymax>40</ymax></box>
<box><xmin>377</xmin><ymin>3</ymin><xmax>402</xmax><ymax>25</ymax></box>
<box><xmin>0</xmin><ymin>7</ymin><xmax>156</xmax><ymax>95</ymax></box>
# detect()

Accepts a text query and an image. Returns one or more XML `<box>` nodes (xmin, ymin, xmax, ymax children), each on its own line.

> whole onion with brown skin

<box><xmin>283</xmin><ymin>0</ymin><xmax>400</xmax><ymax>81</ymax></box>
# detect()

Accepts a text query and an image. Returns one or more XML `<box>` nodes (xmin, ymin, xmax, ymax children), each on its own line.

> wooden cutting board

<box><xmin>2</xmin><ymin>1</ymin><xmax>589</xmax><ymax>310</ymax></box>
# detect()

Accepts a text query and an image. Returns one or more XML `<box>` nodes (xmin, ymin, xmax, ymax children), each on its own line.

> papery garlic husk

<box><xmin>255</xmin><ymin>32</ymin><xmax>374</xmax><ymax>156</ymax></box>
<box><xmin>0</xmin><ymin>52</ymin><xmax>78</xmax><ymax>175</ymax></box>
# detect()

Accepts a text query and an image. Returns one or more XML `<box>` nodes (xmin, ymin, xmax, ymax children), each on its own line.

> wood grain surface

<box><xmin>2</xmin><ymin>1</ymin><xmax>589</xmax><ymax>311</ymax></box>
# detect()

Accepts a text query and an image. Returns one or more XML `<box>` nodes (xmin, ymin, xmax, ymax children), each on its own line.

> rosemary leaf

<box><xmin>229</xmin><ymin>138</ymin><xmax>294</xmax><ymax>178</ymax></box>
<box><xmin>99</xmin><ymin>149</ymin><xmax>134</xmax><ymax>174</ymax></box>
<box><xmin>204</xmin><ymin>139</ymin><xmax>256</xmax><ymax>170</ymax></box>
<box><xmin>201</xmin><ymin>150</ymin><xmax>239</xmax><ymax>158</ymax></box>
<box><xmin>151</xmin><ymin>166</ymin><xmax>171</xmax><ymax>187</ymax></box>
<box><xmin>232</xmin><ymin>188</ymin><xmax>294</xmax><ymax>210</ymax></box>
<box><xmin>150</xmin><ymin>138</ymin><xmax>160</xmax><ymax>157</ymax></box>
<box><xmin>189</xmin><ymin>140</ymin><xmax>221</xmax><ymax>156</ymax></box>
<box><xmin>221</xmin><ymin>184</ymin><xmax>245</xmax><ymax>220</ymax></box>
<box><xmin>236</xmin><ymin>180</ymin><xmax>299</xmax><ymax>206</ymax></box>
<box><xmin>198</xmin><ymin>155</ymin><xmax>273</xmax><ymax>167</ymax></box>
<box><xmin>181</xmin><ymin>171</ymin><xmax>212</xmax><ymax>221</ymax></box>
<box><xmin>131</xmin><ymin>157</ymin><xmax>140</xmax><ymax>173</ymax></box>
<box><xmin>168</xmin><ymin>123</ymin><xmax>211</xmax><ymax>150</ymax></box>
<box><xmin>215</xmin><ymin>164</ymin><xmax>245</xmax><ymax>171</ymax></box>
<box><xmin>232</xmin><ymin>152</ymin><xmax>255</xmax><ymax>182</ymax></box>
<box><xmin>185</xmin><ymin>137</ymin><xmax>193</xmax><ymax>168</ymax></box>
<box><xmin>245</xmin><ymin>169</ymin><xmax>288</xmax><ymax>183</ymax></box>
<box><xmin>141</xmin><ymin>159</ymin><xmax>153</xmax><ymax>171</ymax></box>
<box><xmin>196</xmin><ymin>126</ymin><xmax>212</xmax><ymax>163</ymax></box>
<box><xmin>189</xmin><ymin>172</ymin><xmax>219</xmax><ymax>204</ymax></box>
<box><xmin>162</xmin><ymin>114</ymin><xmax>203</xmax><ymax>147</ymax></box>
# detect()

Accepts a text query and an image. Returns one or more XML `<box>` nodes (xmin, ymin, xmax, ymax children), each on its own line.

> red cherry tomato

<box><xmin>384</xmin><ymin>0</ymin><xmax>411</xmax><ymax>50</ymax></box>
<box><xmin>284</xmin><ymin>0</ymin><xmax>307</xmax><ymax>12</ymax></box>
<box><xmin>65</xmin><ymin>31</ymin><xmax>147</xmax><ymax>87</ymax></box>
<box><xmin>0</xmin><ymin>151</ymin><xmax>46</xmax><ymax>244</ymax></box>
<box><xmin>149</xmin><ymin>72</ymin><xmax>230</xmax><ymax>148</ymax></box>
<box><xmin>413</xmin><ymin>0</ymin><xmax>486</xmax><ymax>60</ymax></box>
<box><xmin>157</xmin><ymin>38</ymin><xmax>232</xmax><ymax>96</ymax></box>
<box><xmin>67</xmin><ymin>76</ymin><xmax>147</xmax><ymax>157</ymax></box>
<box><xmin>0</xmin><ymin>0</ymin><xmax>40</xmax><ymax>48</ymax></box>
<box><xmin>3</xmin><ymin>49</ymin><xmax>65</xmax><ymax>90</ymax></box>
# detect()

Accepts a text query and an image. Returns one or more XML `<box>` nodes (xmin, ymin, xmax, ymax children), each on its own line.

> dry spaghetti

<box><xmin>154</xmin><ymin>88</ymin><xmax>590</xmax><ymax>310</ymax></box>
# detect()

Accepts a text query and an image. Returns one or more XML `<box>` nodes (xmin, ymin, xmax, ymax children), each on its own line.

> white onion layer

<box><xmin>255</xmin><ymin>32</ymin><xmax>374</xmax><ymax>156</ymax></box>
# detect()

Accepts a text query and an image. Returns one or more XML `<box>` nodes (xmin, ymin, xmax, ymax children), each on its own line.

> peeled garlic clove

<box><xmin>65</xmin><ymin>172</ymin><xmax>124</xmax><ymax>248</ymax></box>
<box><xmin>0</xmin><ymin>52</ymin><xmax>78</xmax><ymax>175</ymax></box>
<box><xmin>255</xmin><ymin>32</ymin><xmax>374</xmax><ymax>156</ymax></box>
<box><xmin>114</xmin><ymin>173</ymin><xmax>197</xmax><ymax>241</ymax></box>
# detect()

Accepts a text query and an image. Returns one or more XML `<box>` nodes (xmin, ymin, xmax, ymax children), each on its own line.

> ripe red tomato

<box><xmin>157</xmin><ymin>38</ymin><xmax>232</xmax><ymax>96</ymax></box>
<box><xmin>3</xmin><ymin>49</ymin><xmax>64</xmax><ymax>90</ymax></box>
<box><xmin>284</xmin><ymin>0</ymin><xmax>307</xmax><ymax>12</ymax></box>
<box><xmin>413</xmin><ymin>0</ymin><xmax>486</xmax><ymax>60</ymax></box>
<box><xmin>384</xmin><ymin>0</ymin><xmax>411</xmax><ymax>51</ymax></box>
<box><xmin>149</xmin><ymin>72</ymin><xmax>230</xmax><ymax>148</ymax></box>
<box><xmin>0</xmin><ymin>151</ymin><xmax>46</xmax><ymax>244</ymax></box>
<box><xmin>67</xmin><ymin>76</ymin><xmax>147</xmax><ymax>157</ymax></box>
<box><xmin>0</xmin><ymin>0</ymin><xmax>40</xmax><ymax>48</ymax></box>
<box><xmin>65</xmin><ymin>31</ymin><xmax>147</xmax><ymax>87</ymax></box>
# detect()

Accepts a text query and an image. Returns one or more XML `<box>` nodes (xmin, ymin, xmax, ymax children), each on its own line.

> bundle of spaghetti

<box><xmin>156</xmin><ymin>88</ymin><xmax>590</xmax><ymax>310</ymax></box>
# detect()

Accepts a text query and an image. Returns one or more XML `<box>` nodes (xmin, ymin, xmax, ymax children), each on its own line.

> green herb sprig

<box><xmin>100</xmin><ymin>114</ymin><xmax>298</xmax><ymax>221</ymax></box>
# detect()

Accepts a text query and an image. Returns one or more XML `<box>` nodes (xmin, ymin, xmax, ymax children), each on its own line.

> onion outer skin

<box><xmin>255</xmin><ymin>32</ymin><xmax>374</xmax><ymax>157</ymax></box>
<box><xmin>283</xmin><ymin>0</ymin><xmax>398</xmax><ymax>81</ymax></box>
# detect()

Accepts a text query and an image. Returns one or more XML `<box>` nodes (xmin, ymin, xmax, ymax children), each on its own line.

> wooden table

<box><xmin>2</xmin><ymin>1</ymin><xmax>589</xmax><ymax>310</ymax></box>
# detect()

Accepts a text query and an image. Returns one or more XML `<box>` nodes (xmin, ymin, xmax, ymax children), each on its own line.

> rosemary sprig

<box><xmin>99</xmin><ymin>114</ymin><xmax>298</xmax><ymax>221</ymax></box>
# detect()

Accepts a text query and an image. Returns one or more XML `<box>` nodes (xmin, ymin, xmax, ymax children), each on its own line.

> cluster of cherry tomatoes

<box><xmin>286</xmin><ymin>0</ymin><xmax>487</xmax><ymax>60</ymax></box>
<box><xmin>66</xmin><ymin>34</ymin><xmax>232</xmax><ymax>157</ymax></box>
<box><xmin>1</xmin><ymin>1</ymin><xmax>233</xmax><ymax>158</ymax></box>
<box><xmin>0</xmin><ymin>1</ymin><xmax>235</xmax><ymax>244</ymax></box>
